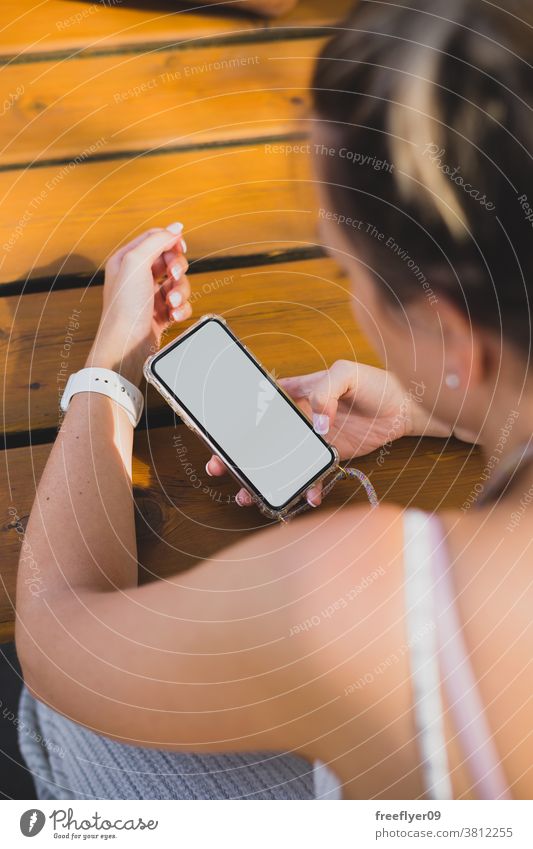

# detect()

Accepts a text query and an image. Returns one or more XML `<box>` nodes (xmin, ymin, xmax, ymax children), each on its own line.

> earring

<box><xmin>445</xmin><ymin>373</ymin><xmax>460</xmax><ymax>389</ymax></box>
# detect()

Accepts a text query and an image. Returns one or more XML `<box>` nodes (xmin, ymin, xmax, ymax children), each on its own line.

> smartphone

<box><xmin>144</xmin><ymin>315</ymin><xmax>338</xmax><ymax>519</ymax></box>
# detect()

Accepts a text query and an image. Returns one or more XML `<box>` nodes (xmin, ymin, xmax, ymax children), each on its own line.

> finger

<box><xmin>155</xmin><ymin>224</ymin><xmax>185</xmax><ymax>278</ymax></box>
<box><xmin>279</xmin><ymin>371</ymin><xmax>340</xmax><ymax>435</ymax></box>
<box><xmin>205</xmin><ymin>456</ymin><xmax>254</xmax><ymax>515</ymax></box>
<box><xmin>305</xmin><ymin>480</ymin><xmax>323</xmax><ymax>508</ymax></box>
<box><xmin>158</xmin><ymin>256</ymin><xmax>189</xmax><ymax>303</ymax></box>
<box><xmin>161</xmin><ymin>249</ymin><xmax>179</xmax><ymax>279</ymax></box>
<box><xmin>169</xmin><ymin>300</ymin><xmax>192</xmax><ymax>323</ymax></box>
<box><xmin>166</xmin><ymin>277</ymin><xmax>191</xmax><ymax>311</ymax></box>
<box><xmin>166</xmin><ymin>252</ymin><xmax>189</xmax><ymax>285</ymax></box>
<box><xmin>279</xmin><ymin>371</ymin><xmax>327</xmax><ymax>400</ymax></box>
<box><xmin>308</xmin><ymin>362</ymin><xmax>357</xmax><ymax>435</ymax></box>
<box><xmin>155</xmin><ymin>274</ymin><xmax>190</xmax><ymax>323</ymax></box>
<box><xmin>153</xmin><ymin>253</ymin><xmax>170</xmax><ymax>281</ymax></box>
<box><xmin>162</xmin><ymin>234</ymin><xmax>186</xmax><ymax>267</ymax></box>
<box><xmin>235</xmin><ymin>488</ymin><xmax>254</xmax><ymax>507</ymax></box>
<box><xmin>205</xmin><ymin>455</ymin><xmax>227</xmax><ymax>476</ymax></box>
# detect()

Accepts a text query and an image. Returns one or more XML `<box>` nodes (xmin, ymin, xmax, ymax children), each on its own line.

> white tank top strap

<box><xmin>404</xmin><ymin>508</ymin><xmax>511</xmax><ymax>800</ymax></box>
<box><xmin>404</xmin><ymin>509</ymin><xmax>454</xmax><ymax>799</ymax></box>
<box><xmin>427</xmin><ymin>512</ymin><xmax>512</xmax><ymax>799</ymax></box>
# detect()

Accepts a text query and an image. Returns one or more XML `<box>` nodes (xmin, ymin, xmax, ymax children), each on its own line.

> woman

<box><xmin>17</xmin><ymin>0</ymin><xmax>532</xmax><ymax>799</ymax></box>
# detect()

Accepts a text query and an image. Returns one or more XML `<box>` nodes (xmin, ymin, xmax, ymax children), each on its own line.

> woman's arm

<box><xmin>16</xmin><ymin>228</ymin><xmax>190</xmax><ymax>599</ymax></box>
<box><xmin>15</xmin><ymin>227</ymin><xmax>191</xmax><ymax>695</ymax></box>
<box><xmin>16</xmin><ymin>224</ymin><xmax>312</xmax><ymax>751</ymax></box>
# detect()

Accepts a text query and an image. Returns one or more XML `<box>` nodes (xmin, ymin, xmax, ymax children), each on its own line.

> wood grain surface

<box><xmin>0</xmin><ymin>142</ymin><xmax>317</xmax><ymax>285</ymax></box>
<box><xmin>0</xmin><ymin>0</ymin><xmax>353</xmax><ymax>56</ymax></box>
<box><xmin>0</xmin><ymin>39</ymin><xmax>321</xmax><ymax>165</ymax></box>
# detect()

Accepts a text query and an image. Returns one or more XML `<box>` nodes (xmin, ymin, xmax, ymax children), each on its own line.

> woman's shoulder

<box><xmin>275</xmin><ymin>502</ymin><xmax>409</xmax><ymax>657</ymax></box>
<box><xmin>276</xmin><ymin>503</ymin><xmax>425</xmax><ymax>792</ymax></box>
<box><xmin>278</xmin><ymin>502</ymin><xmax>408</xmax><ymax>577</ymax></box>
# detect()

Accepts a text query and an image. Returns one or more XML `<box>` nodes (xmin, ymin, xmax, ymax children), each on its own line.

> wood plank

<box><xmin>0</xmin><ymin>622</ymin><xmax>13</xmax><ymax>643</ymax></box>
<box><xmin>0</xmin><ymin>39</ymin><xmax>320</xmax><ymax>166</ymax></box>
<box><xmin>1</xmin><ymin>257</ymin><xmax>376</xmax><ymax>435</ymax></box>
<box><xmin>0</xmin><ymin>0</ymin><xmax>353</xmax><ymax>57</ymax></box>
<box><xmin>0</xmin><ymin>142</ymin><xmax>316</xmax><ymax>285</ymax></box>
<box><xmin>1</xmin><ymin>428</ymin><xmax>483</xmax><ymax>641</ymax></box>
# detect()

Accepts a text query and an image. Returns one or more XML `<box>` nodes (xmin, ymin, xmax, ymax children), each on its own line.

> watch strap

<box><xmin>60</xmin><ymin>368</ymin><xmax>144</xmax><ymax>427</ymax></box>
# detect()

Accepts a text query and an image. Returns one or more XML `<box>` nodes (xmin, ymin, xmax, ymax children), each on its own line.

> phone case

<box><xmin>143</xmin><ymin>314</ymin><xmax>339</xmax><ymax>521</ymax></box>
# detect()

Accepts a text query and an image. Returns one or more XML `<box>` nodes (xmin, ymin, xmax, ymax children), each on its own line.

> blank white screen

<box><xmin>152</xmin><ymin>320</ymin><xmax>333</xmax><ymax>508</ymax></box>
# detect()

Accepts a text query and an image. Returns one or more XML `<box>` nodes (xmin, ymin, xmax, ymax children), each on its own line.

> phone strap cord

<box><xmin>277</xmin><ymin>465</ymin><xmax>379</xmax><ymax>523</ymax></box>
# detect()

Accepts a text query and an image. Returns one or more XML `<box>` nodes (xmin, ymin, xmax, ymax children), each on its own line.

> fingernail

<box><xmin>306</xmin><ymin>488</ymin><xmax>320</xmax><ymax>507</ymax></box>
<box><xmin>172</xmin><ymin>307</ymin><xmax>186</xmax><ymax>321</ymax></box>
<box><xmin>167</xmin><ymin>222</ymin><xmax>183</xmax><ymax>234</ymax></box>
<box><xmin>170</xmin><ymin>264</ymin><xmax>182</xmax><ymax>282</ymax></box>
<box><xmin>205</xmin><ymin>461</ymin><xmax>213</xmax><ymax>476</ymax></box>
<box><xmin>236</xmin><ymin>491</ymin><xmax>252</xmax><ymax>506</ymax></box>
<box><xmin>180</xmin><ymin>238</ymin><xmax>187</xmax><ymax>253</ymax></box>
<box><xmin>168</xmin><ymin>290</ymin><xmax>182</xmax><ymax>308</ymax></box>
<box><xmin>313</xmin><ymin>413</ymin><xmax>329</xmax><ymax>435</ymax></box>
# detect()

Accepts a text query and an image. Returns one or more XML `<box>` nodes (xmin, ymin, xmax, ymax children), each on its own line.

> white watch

<box><xmin>60</xmin><ymin>368</ymin><xmax>144</xmax><ymax>427</ymax></box>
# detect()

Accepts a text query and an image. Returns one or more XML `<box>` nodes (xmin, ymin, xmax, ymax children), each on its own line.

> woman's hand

<box><xmin>279</xmin><ymin>361</ymin><xmax>440</xmax><ymax>459</ymax></box>
<box><xmin>85</xmin><ymin>225</ymin><xmax>191</xmax><ymax>385</ymax></box>
<box><xmin>206</xmin><ymin>361</ymin><xmax>452</xmax><ymax>507</ymax></box>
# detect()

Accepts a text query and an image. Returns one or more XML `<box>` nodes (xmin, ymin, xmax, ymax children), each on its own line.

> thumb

<box><xmin>308</xmin><ymin>381</ymin><xmax>339</xmax><ymax>436</ymax></box>
<box><xmin>122</xmin><ymin>229</ymin><xmax>182</xmax><ymax>270</ymax></box>
<box><xmin>307</xmin><ymin>361</ymin><xmax>356</xmax><ymax>436</ymax></box>
<box><xmin>279</xmin><ymin>370</ymin><xmax>336</xmax><ymax>434</ymax></box>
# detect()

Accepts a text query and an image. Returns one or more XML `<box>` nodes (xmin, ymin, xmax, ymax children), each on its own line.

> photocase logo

<box><xmin>20</xmin><ymin>809</ymin><xmax>46</xmax><ymax>837</ymax></box>
<box><xmin>256</xmin><ymin>368</ymin><xmax>279</xmax><ymax>425</ymax></box>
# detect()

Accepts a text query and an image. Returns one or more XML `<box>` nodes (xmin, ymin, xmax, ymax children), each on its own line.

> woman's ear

<box><xmin>432</xmin><ymin>295</ymin><xmax>486</xmax><ymax>392</ymax></box>
<box><xmin>394</xmin><ymin>293</ymin><xmax>486</xmax><ymax>393</ymax></box>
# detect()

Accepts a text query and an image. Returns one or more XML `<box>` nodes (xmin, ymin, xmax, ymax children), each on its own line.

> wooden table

<box><xmin>0</xmin><ymin>0</ymin><xmax>483</xmax><ymax>643</ymax></box>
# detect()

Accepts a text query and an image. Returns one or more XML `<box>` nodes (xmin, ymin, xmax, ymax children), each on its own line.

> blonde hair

<box><xmin>388</xmin><ymin>33</ymin><xmax>468</xmax><ymax>237</ymax></box>
<box><xmin>312</xmin><ymin>0</ymin><xmax>533</xmax><ymax>350</ymax></box>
